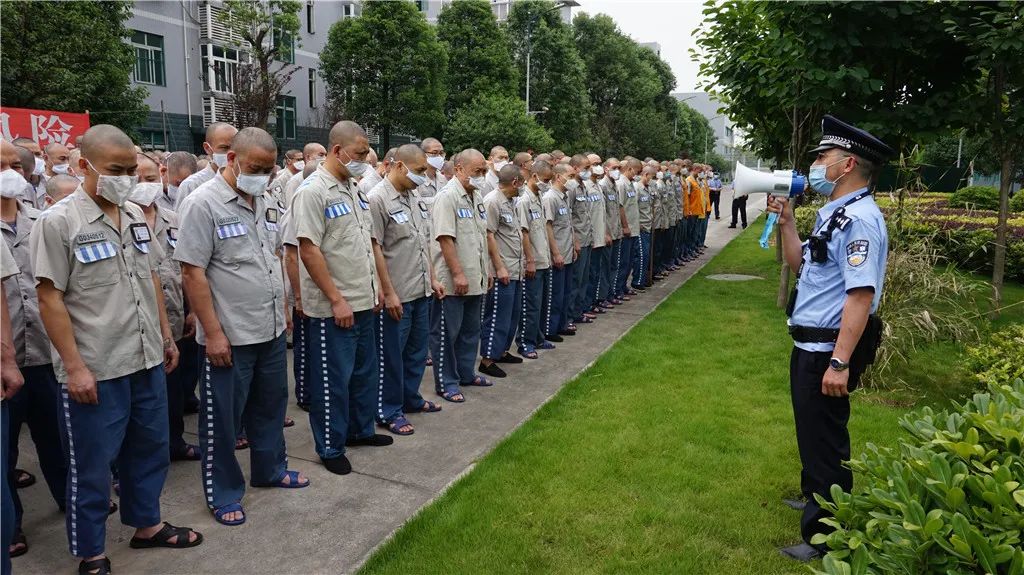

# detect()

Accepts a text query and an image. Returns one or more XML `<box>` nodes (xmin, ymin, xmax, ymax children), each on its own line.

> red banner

<box><xmin>0</xmin><ymin>107</ymin><xmax>91</xmax><ymax>147</ymax></box>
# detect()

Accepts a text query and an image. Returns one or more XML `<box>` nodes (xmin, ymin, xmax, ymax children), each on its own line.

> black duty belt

<box><xmin>789</xmin><ymin>325</ymin><xmax>841</xmax><ymax>343</ymax></box>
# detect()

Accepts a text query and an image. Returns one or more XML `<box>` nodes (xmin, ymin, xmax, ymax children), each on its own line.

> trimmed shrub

<box><xmin>965</xmin><ymin>324</ymin><xmax>1024</xmax><ymax>386</ymax></box>
<box><xmin>1010</xmin><ymin>191</ymin><xmax>1024</xmax><ymax>213</ymax></box>
<box><xmin>948</xmin><ymin>185</ymin><xmax>1000</xmax><ymax>211</ymax></box>
<box><xmin>814</xmin><ymin>379</ymin><xmax>1024</xmax><ymax>575</ymax></box>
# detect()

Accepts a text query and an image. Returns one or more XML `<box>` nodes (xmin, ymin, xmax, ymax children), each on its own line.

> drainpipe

<box><xmin>182</xmin><ymin>1</ymin><xmax>193</xmax><ymax>127</ymax></box>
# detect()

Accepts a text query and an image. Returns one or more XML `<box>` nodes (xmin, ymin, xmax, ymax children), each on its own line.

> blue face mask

<box><xmin>808</xmin><ymin>158</ymin><xmax>847</xmax><ymax>195</ymax></box>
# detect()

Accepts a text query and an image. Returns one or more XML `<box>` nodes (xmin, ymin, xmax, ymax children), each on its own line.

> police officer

<box><xmin>368</xmin><ymin>144</ymin><xmax>444</xmax><ymax>435</ymax></box>
<box><xmin>430</xmin><ymin>148</ymin><xmax>492</xmax><ymax>401</ymax></box>
<box><xmin>176</xmin><ymin>127</ymin><xmax>309</xmax><ymax>526</ymax></box>
<box><xmin>542</xmin><ymin>163</ymin><xmax>576</xmax><ymax>340</ymax></box>
<box><xmin>293</xmin><ymin>121</ymin><xmax>392</xmax><ymax>474</ymax></box>
<box><xmin>1</xmin><ymin>139</ymin><xmax>67</xmax><ymax>559</ymax></box>
<box><xmin>515</xmin><ymin>160</ymin><xmax>553</xmax><ymax>359</ymax></box>
<box><xmin>129</xmin><ymin>152</ymin><xmax>200</xmax><ymax>462</ymax></box>
<box><xmin>32</xmin><ymin>125</ymin><xmax>201</xmax><ymax>573</ymax></box>
<box><xmin>479</xmin><ymin>164</ymin><xmax>525</xmax><ymax>377</ymax></box>
<box><xmin>174</xmin><ymin>122</ymin><xmax>237</xmax><ymax>210</ymax></box>
<box><xmin>770</xmin><ymin>115</ymin><xmax>894</xmax><ymax>562</ymax></box>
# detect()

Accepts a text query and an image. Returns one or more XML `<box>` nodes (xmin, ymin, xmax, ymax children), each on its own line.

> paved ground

<box><xmin>13</xmin><ymin>206</ymin><xmax>762</xmax><ymax>575</ymax></box>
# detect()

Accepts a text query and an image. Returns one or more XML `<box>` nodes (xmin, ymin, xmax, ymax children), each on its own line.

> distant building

<box><xmin>672</xmin><ymin>92</ymin><xmax>736</xmax><ymax>166</ymax></box>
<box><xmin>639</xmin><ymin>42</ymin><xmax>661</xmax><ymax>57</ymax></box>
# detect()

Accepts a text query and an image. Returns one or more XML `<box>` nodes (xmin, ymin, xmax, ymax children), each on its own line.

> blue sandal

<box><xmin>465</xmin><ymin>376</ymin><xmax>493</xmax><ymax>387</ymax></box>
<box><xmin>213</xmin><ymin>502</ymin><xmax>246</xmax><ymax>526</ymax></box>
<box><xmin>518</xmin><ymin>346</ymin><xmax>539</xmax><ymax>359</ymax></box>
<box><xmin>253</xmin><ymin>470</ymin><xmax>309</xmax><ymax>489</ymax></box>
<box><xmin>415</xmin><ymin>400</ymin><xmax>442</xmax><ymax>413</ymax></box>
<box><xmin>386</xmin><ymin>415</ymin><xmax>415</xmax><ymax>436</ymax></box>
<box><xmin>439</xmin><ymin>389</ymin><xmax>465</xmax><ymax>403</ymax></box>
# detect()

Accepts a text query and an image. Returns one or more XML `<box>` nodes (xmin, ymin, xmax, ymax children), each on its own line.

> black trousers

<box><xmin>710</xmin><ymin>190</ymin><xmax>721</xmax><ymax>218</ymax></box>
<box><xmin>790</xmin><ymin>347</ymin><xmax>862</xmax><ymax>548</ymax></box>
<box><xmin>731</xmin><ymin>196</ymin><xmax>748</xmax><ymax>227</ymax></box>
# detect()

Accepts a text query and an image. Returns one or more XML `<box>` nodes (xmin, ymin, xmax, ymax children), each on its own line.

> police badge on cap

<box><xmin>809</xmin><ymin>115</ymin><xmax>896</xmax><ymax>164</ymax></box>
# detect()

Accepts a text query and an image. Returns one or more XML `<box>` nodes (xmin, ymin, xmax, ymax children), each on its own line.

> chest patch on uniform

<box><xmin>357</xmin><ymin>191</ymin><xmax>370</xmax><ymax>210</ymax></box>
<box><xmin>76</xmin><ymin>231</ymin><xmax>107</xmax><ymax>245</ymax></box>
<box><xmin>325</xmin><ymin>201</ymin><xmax>352</xmax><ymax>218</ymax></box>
<box><xmin>640</xmin><ymin>195</ymin><xmax>650</xmax><ymax>203</ymax></box>
<box><xmin>607</xmin><ymin>193</ymin><xmax>617</xmax><ymax>201</ymax></box>
<box><xmin>589</xmin><ymin>193</ymin><xmax>600</xmax><ymax>202</ymax></box>
<box><xmin>558</xmin><ymin>207</ymin><xmax>568</xmax><ymax>216</ymax></box>
<box><xmin>528</xmin><ymin>209</ymin><xmax>541</xmax><ymax>221</ymax></box>
<box><xmin>217</xmin><ymin>221</ymin><xmax>248</xmax><ymax>239</ymax></box>
<box><xmin>457</xmin><ymin>208</ymin><xmax>474</xmax><ymax>219</ymax></box>
<box><xmin>130</xmin><ymin>223</ymin><xmax>151</xmax><ymax>244</ymax></box>
<box><xmin>389</xmin><ymin>209</ymin><xmax>409</xmax><ymax>224</ymax></box>
<box><xmin>500</xmin><ymin>211</ymin><xmax>514</xmax><ymax>224</ymax></box>
<box><xmin>266</xmin><ymin>208</ymin><xmax>279</xmax><ymax>223</ymax></box>
<box><xmin>75</xmin><ymin>241</ymin><xmax>117</xmax><ymax>264</ymax></box>
<box><xmin>626</xmin><ymin>190</ymin><xmax>636</xmax><ymax>198</ymax></box>
<box><xmin>846</xmin><ymin>240</ymin><xmax>869</xmax><ymax>267</ymax></box>
<box><xmin>418</xmin><ymin>200</ymin><xmax>429</xmax><ymax>219</ymax></box>
<box><xmin>167</xmin><ymin>227</ymin><xmax>178</xmax><ymax>248</ymax></box>
<box><xmin>216</xmin><ymin>215</ymin><xmax>241</xmax><ymax>226</ymax></box>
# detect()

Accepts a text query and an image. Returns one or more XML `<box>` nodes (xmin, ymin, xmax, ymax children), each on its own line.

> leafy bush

<box><xmin>814</xmin><ymin>378</ymin><xmax>1024</xmax><ymax>575</ymax></box>
<box><xmin>445</xmin><ymin>94</ymin><xmax>554</xmax><ymax>154</ymax></box>
<box><xmin>948</xmin><ymin>185</ymin><xmax>1000</xmax><ymax>211</ymax></box>
<box><xmin>1011</xmin><ymin>191</ymin><xmax>1024</xmax><ymax>213</ymax></box>
<box><xmin>965</xmin><ymin>324</ymin><xmax>1024</xmax><ymax>386</ymax></box>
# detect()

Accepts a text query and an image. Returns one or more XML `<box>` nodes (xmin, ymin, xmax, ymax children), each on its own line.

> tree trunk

<box><xmin>991</xmin><ymin>154</ymin><xmax>1012</xmax><ymax>318</ymax></box>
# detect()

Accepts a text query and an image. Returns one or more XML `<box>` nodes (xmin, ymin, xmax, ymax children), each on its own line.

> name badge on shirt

<box><xmin>457</xmin><ymin>207</ymin><xmax>474</xmax><ymax>219</ymax></box>
<box><xmin>590</xmin><ymin>194</ymin><xmax>600</xmax><ymax>202</ymax></box>
<box><xmin>389</xmin><ymin>209</ymin><xmax>409</xmax><ymax>224</ymax></box>
<box><xmin>357</xmin><ymin>190</ymin><xmax>370</xmax><ymax>210</ymax></box>
<box><xmin>558</xmin><ymin>207</ymin><xmax>568</xmax><ymax>216</ymax></box>
<box><xmin>418</xmin><ymin>200</ymin><xmax>429</xmax><ymax>219</ymax></box>
<box><xmin>477</xmin><ymin>203</ymin><xmax>486</xmax><ymax>220</ymax></box>
<box><xmin>575</xmin><ymin>194</ymin><xmax>588</xmax><ymax>202</ymax></box>
<box><xmin>325</xmin><ymin>199</ymin><xmax>352</xmax><ymax>219</ymax></box>
<box><xmin>528</xmin><ymin>209</ymin><xmax>541</xmax><ymax>221</ymax></box>
<box><xmin>640</xmin><ymin>195</ymin><xmax>650</xmax><ymax>203</ymax></box>
<box><xmin>216</xmin><ymin>218</ymin><xmax>248</xmax><ymax>239</ymax></box>
<box><xmin>130</xmin><ymin>223</ymin><xmax>151</xmax><ymax>254</ymax></box>
<box><xmin>627</xmin><ymin>190</ymin><xmax>636</xmax><ymax>198</ymax></box>
<box><xmin>74</xmin><ymin>234</ymin><xmax>118</xmax><ymax>263</ymax></box>
<box><xmin>264</xmin><ymin>208</ymin><xmax>280</xmax><ymax>232</ymax></box>
<box><xmin>167</xmin><ymin>227</ymin><xmax>178</xmax><ymax>248</ymax></box>
<box><xmin>607</xmin><ymin>193</ymin><xmax>617</xmax><ymax>201</ymax></box>
<box><xmin>500</xmin><ymin>211</ymin><xmax>514</xmax><ymax>224</ymax></box>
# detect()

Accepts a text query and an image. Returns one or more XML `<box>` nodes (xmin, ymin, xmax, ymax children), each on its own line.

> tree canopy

<box><xmin>445</xmin><ymin>94</ymin><xmax>555</xmax><ymax>154</ymax></box>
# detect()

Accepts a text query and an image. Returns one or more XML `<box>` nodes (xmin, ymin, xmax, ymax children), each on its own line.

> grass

<box><xmin>358</xmin><ymin>220</ymin><xmax>1023</xmax><ymax>575</ymax></box>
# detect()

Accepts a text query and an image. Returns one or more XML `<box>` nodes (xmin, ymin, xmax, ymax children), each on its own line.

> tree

<box><xmin>947</xmin><ymin>1</ymin><xmax>1024</xmax><ymax>315</ymax></box>
<box><xmin>217</xmin><ymin>0</ymin><xmax>302</xmax><ymax>130</ymax></box>
<box><xmin>436</xmin><ymin>0</ymin><xmax>518</xmax><ymax>122</ymax></box>
<box><xmin>446</xmin><ymin>94</ymin><xmax>554</xmax><ymax>154</ymax></box>
<box><xmin>0</xmin><ymin>1</ymin><xmax>149</xmax><ymax>134</ymax></box>
<box><xmin>320</xmin><ymin>1</ymin><xmax>446</xmax><ymax>150</ymax></box>
<box><xmin>505</xmin><ymin>0</ymin><xmax>593</xmax><ymax>151</ymax></box>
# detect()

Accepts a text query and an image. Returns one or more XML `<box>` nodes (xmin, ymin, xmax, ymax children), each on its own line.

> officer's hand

<box><xmin>183</xmin><ymin>312</ymin><xmax>197</xmax><ymax>339</ymax></box>
<box><xmin>525</xmin><ymin>260</ymin><xmax>536</xmax><ymax>280</ymax></box>
<box><xmin>206</xmin><ymin>332</ymin><xmax>233</xmax><ymax>368</ymax></box>
<box><xmin>553</xmin><ymin>253</ymin><xmax>565</xmax><ymax>269</ymax></box>
<box><xmin>385</xmin><ymin>291</ymin><xmax>403</xmax><ymax>322</ymax></box>
<box><xmin>432</xmin><ymin>279</ymin><xmax>446</xmax><ymax>300</ymax></box>
<box><xmin>766</xmin><ymin>195</ymin><xmax>792</xmax><ymax>225</ymax></box>
<box><xmin>66</xmin><ymin>365</ymin><xmax>98</xmax><ymax>405</ymax></box>
<box><xmin>453</xmin><ymin>272</ymin><xmax>469</xmax><ymax>296</ymax></box>
<box><xmin>821</xmin><ymin>367</ymin><xmax>850</xmax><ymax>397</ymax></box>
<box><xmin>497</xmin><ymin>266</ymin><xmax>510</xmax><ymax>286</ymax></box>
<box><xmin>164</xmin><ymin>338</ymin><xmax>180</xmax><ymax>373</ymax></box>
<box><xmin>331</xmin><ymin>297</ymin><xmax>355</xmax><ymax>329</ymax></box>
<box><xmin>1</xmin><ymin>360</ymin><xmax>25</xmax><ymax>400</ymax></box>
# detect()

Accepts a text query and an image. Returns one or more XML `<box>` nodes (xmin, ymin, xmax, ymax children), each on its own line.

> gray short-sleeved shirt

<box><xmin>517</xmin><ymin>186</ymin><xmax>550</xmax><ymax>270</ymax></box>
<box><xmin>293</xmin><ymin>165</ymin><xmax>378</xmax><ymax>316</ymax></box>
<box><xmin>601</xmin><ymin>177</ymin><xmax>622</xmax><ymax>240</ymax></box>
<box><xmin>369</xmin><ymin>177</ymin><xmax>432</xmax><ymax>303</ymax></box>
<box><xmin>584</xmin><ymin>180</ymin><xmax>606</xmax><ymax>248</ymax></box>
<box><xmin>357</xmin><ymin>169</ymin><xmax>382</xmax><ymax>196</ymax></box>
<box><xmin>618</xmin><ymin>178</ymin><xmax>639</xmax><ymax>234</ymax></box>
<box><xmin>144</xmin><ymin>206</ymin><xmax>185</xmax><ymax>341</ymax></box>
<box><xmin>484</xmin><ymin>189</ymin><xmax>523</xmax><ymax>278</ymax></box>
<box><xmin>637</xmin><ymin>181</ymin><xmax>653</xmax><ymax>233</ymax></box>
<box><xmin>542</xmin><ymin>187</ymin><xmax>574</xmax><ymax>265</ymax></box>
<box><xmin>2</xmin><ymin>203</ymin><xmax>51</xmax><ymax>367</ymax></box>
<box><xmin>174</xmin><ymin>164</ymin><xmax>217</xmax><ymax>211</ymax></box>
<box><xmin>568</xmin><ymin>180</ymin><xmax>592</xmax><ymax>245</ymax></box>
<box><xmin>0</xmin><ymin>237</ymin><xmax>16</xmax><ymax>280</ymax></box>
<box><xmin>279</xmin><ymin>195</ymin><xmax>305</xmax><ymax>308</ymax></box>
<box><xmin>30</xmin><ymin>188</ymin><xmax>163</xmax><ymax>382</ymax></box>
<box><xmin>431</xmin><ymin>178</ymin><xmax>488</xmax><ymax>297</ymax></box>
<box><xmin>173</xmin><ymin>174</ymin><xmax>286</xmax><ymax>346</ymax></box>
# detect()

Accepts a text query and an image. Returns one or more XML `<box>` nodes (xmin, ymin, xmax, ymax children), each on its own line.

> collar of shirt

<box><xmin>818</xmin><ymin>186</ymin><xmax>871</xmax><ymax>220</ymax></box>
<box><xmin>154</xmin><ymin>206</ymin><xmax>174</xmax><ymax>235</ymax></box>
<box><xmin>73</xmin><ymin>186</ymin><xmax>139</xmax><ymax>230</ymax></box>
<box><xmin>1</xmin><ymin>201</ymin><xmax>39</xmax><ymax>243</ymax></box>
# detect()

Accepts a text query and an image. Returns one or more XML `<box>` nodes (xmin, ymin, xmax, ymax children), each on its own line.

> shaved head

<box><xmin>80</xmin><ymin>124</ymin><xmax>135</xmax><ymax>163</ymax></box>
<box><xmin>328</xmin><ymin>121</ymin><xmax>367</xmax><ymax>149</ymax></box>
<box><xmin>531</xmin><ymin>159</ymin><xmax>553</xmax><ymax>179</ymax></box>
<box><xmin>498</xmin><ymin>164</ymin><xmax>519</xmax><ymax>184</ymax></box>
<box><xmin>366</xmin><ymin>147</ymin><xmax>378</xmax><ymax>167</ymax></box>
<box><xmin>15</xmin><ymin>145</ymin><xmax>35</xmax><ymax>176</ymax></box>
<box><xmin>231</xmin><ymin>127</ymin><xmax>278</xmax><ymax>156</ymax></box>
<box><xmin>453</xmin><ymin>148</ymin><xmax>484</xmax><ymax>167</ymax></box>
<box><xmin>206</xmin><ymin>122</ymin><xmax>237</xmax><ymax>144</ymax></box>
<box><xmin>396</xmin><ymin>143</ymin><xmax>425</xmax><ymax>165</ymax></box>
<box><xmin>420</xmin><ymin>138</ymin><xmax>442</xmax><ymax>153</ymax></box>
<box><xmin>1</xmin><ymin>139</ymin><xmax>19</xmax><ymax>171</ymax></box>
<box><xmin>512</xmin><ymin>152</ymin><xmax>532</xmax><ymax>168</ymax></box>
<box><xmin>489</xmin><ymin>146</ymin><xmax>509</xmax><ymax>161</ymax></box>
<box><xmin>165</xmin><ymin>151</ymin><xmax>198</xmax><ymax>184</ymax></box>
<box><xmin>45</xmin><ymin>174</ymin><xmax>80</xmax><ymax>204</ymax></box>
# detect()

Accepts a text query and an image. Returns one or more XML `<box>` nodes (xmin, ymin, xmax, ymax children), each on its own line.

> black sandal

<box><xmin>14</xmin><ymin>469</ymin><xmax>35</xmax><ymax>489</ymax></box>
<box><xmin>128</xmin><ymin>522</ymin><xmax>203</xmax><ymax>549</ymax></box>
<box><xmin>9</xmin><ymin>530</ymin><xmax>27</xmax><ymax>557</ymax></box>
<box><xmin>79</xmin><ymin>557</ymin><xmax>111</xmax><ymax>575</ymax></box>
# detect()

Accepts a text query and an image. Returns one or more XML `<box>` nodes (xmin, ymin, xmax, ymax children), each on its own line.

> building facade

<box><xmin>671</xmin><ymin>92</ymin><xmax>736</xmax><ymax>164</ymax></box>
<box><xmin>128</xmin><ymin>0</ymin><xmax>565</xmax><ymax>156</ymax></box>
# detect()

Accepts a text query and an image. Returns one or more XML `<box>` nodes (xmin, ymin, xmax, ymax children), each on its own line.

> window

<box><xmin>343</xmin><ymin>3</ymin><xmax>354</xmax><ymax>17</ymax></box>
<box><xmin>132</xmin><ymin>31</ymin><xmax>165</xmax><ymax>86</ymax></box>
<box><xmin>415</xmin><ymin>0</ymin><xmax>424</xmax><ymax>12</ymax></box>
<box><xmin>202</xmin><ymin>45</ymin><xmax>239</xmax><ymax>94</ymax></box>
<box><xmin>276</xmin><ymin>96</ymin><xmax>297</xmax><ymax>140</ymax></box>
<box><xmin>273</xmin><ymin>24</ymin><xmax>295</xmax><ymax>64</ymax></box>
<box><xmin>139</xmin><ymin>129</ymin><xmax>166</xmax><ymax>151</ymax></box>
<box><xmin>306</xmin><ymin>1</ymin><xmax>315</xmax><ymax>33</ymax></box>
<box><xmin>308</xmin><ymin>68</ymin><xmax>318</xmax><ymax>109</ymax></box>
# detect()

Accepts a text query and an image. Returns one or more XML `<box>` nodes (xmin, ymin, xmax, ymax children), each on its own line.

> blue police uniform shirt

<box><xmin>789</xmin><ymin>186</ymin><xmax>888</xmax><ymax>352</ymax></box>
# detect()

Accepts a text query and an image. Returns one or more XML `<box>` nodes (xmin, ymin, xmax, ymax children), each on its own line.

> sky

<box><xmin>571</xmin><ymin>0</ymin><xmax>710</xmax><ymax>93</ymax></box>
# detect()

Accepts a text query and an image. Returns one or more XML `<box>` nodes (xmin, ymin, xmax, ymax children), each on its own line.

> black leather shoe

<box><xmin>546</xmin><ymin>334</ymin><xmax>563</xmax><ymax>343</ymax></box>
<box><xmin>478</xmin><ymin>361</ymin><xmax>507</xmax><ymax>378</ymax></box>
<box><xmin>780</xmin><ymin>543</ymin><xmax>823</xmax><ymax>562</ymax></box>
<box><xmin>345</xmin><ymin>434</ymin><xmax>394</xmax><ymax>447</ymax></box>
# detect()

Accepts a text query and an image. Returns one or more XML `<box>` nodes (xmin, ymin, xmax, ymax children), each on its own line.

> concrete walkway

<box><xmin>13</xmin><ymin>206</ymin><xmax>763</xmax><ymax>575</ymax></box>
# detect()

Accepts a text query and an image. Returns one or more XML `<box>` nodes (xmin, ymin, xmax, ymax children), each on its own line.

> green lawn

<box><xmin>358</xmin><ymin>222</ymin><xmax>1022</xmax><ymax>575</ymax></box>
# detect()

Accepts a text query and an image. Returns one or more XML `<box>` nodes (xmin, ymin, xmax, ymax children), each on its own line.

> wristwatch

<box><xmin>829</xmin><ymin>357</ymin><xmax>850</xmax><ymax>372</ymax></box>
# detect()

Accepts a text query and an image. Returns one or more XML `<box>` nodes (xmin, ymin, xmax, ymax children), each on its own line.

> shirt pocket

<box><xmin>73</xmin><ymin>241</ymin><xmax>121</xmax><ymax>290</ymax></box>
<box><xmin>215</xmin><ymin>225</ymin><xmax>254</xmax><ymax>265</ymax></box>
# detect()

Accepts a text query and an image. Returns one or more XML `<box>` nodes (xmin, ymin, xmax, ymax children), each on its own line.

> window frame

<box><xmin>131</xmin><ymin>30</ymin><xmax>166</xmax><ymax>87</ymax></box>
<box><xmin>275</xmin><ymin>95</ymin><xmax>297</xmax><ymax>140</ymax></box>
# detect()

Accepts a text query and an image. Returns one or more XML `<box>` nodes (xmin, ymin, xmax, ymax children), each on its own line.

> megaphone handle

<box><xmin>759</xmin><ymin>212</ymin><xmax>778</xmax><ymax>249</ymax></box>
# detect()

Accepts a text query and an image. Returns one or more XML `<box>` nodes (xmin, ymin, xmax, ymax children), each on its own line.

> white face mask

<box><xmin>468</xmin><ymin>175</ymin><xmax>486</xmax><ymax>190</ymax></box>
<box><xmin>166</xmin><ymin>184</ymin><xmax>179</xmax><ymax>201</ymax></box>
<box><xmin>292</xmin><ymin>160</ymin><xmax>305</xmax><ymax>172</ymax></box>
<box><xmin>405</xmin><ymin>166</ymin><xmax>427</xmax><ymax>187</ymax></box>
<box><xmin>129</xmin><ymin>181</ymin><xmax>163</xmax><ymax>206</ymax></box>
<box><xmin>212</xmin><ymin>153</ymin><xmax>228</xmax><ymax>168</ymax></box>
<box><xmin>609</xmin><ymin>169</ymin><xmax>621</xmax><ymax>181</ymax></box>
<box><xmin>427</xmin><ymin>155</ymin><xmax>445</xmax><ymax>170</ymax></box>
<box><xmin>0</xmin><ymin>168</ymin><xmax>27</xmax><ymax>198</ymax></box>
<box><xmin>33</xmin><ymin>157</ymin><xmax>45</xmax><ymax>176</ymax></box>
<box><xmin>52</xmin><ymin>163</ymin><xmax>70</xmax><ymax>175</ymax></box>
<box><xmin>565</xmin><ymin>179</ymin><xmax>580</xmax><ymax>192</ymax></box>
<box><xmin>88</xmin><ymin>160</ymin><xmax>138</xmax><ymax>206</ymax></box>
<box><xmin>592</xmin><ymin>165</ymin><xmax>605</xmax><ymax>177</ymax></box>
<box><xmin>493</xmin><ymin>160</ymin><xmax>509</xmax><ymax>172</ymax></box>
<box><xmin>234</xmin><ymin>165</ymin><xmax>270</xmax><ymax>196</ymax></box>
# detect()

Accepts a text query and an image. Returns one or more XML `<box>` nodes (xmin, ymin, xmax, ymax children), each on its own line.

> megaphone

<box><xmin>732</xmin><ymin>162</ymin><xmax>807</xmax><ymax>249</ymax></box>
